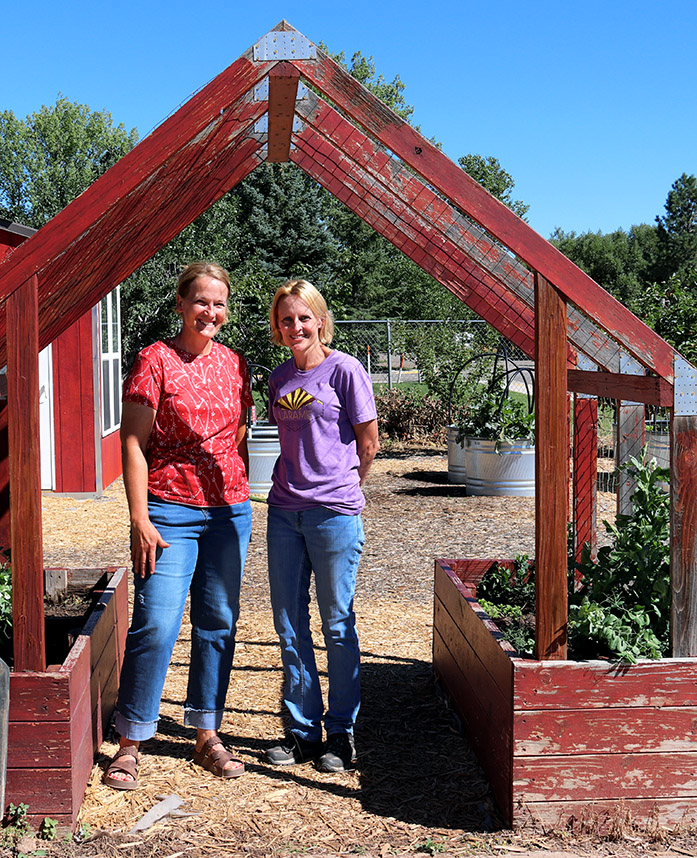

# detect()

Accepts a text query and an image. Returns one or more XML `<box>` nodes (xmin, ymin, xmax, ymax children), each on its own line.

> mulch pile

<box><xmin>29</xmin><ymin>445</ymin><xmax>695</xmax><ymax>858</ymax></box>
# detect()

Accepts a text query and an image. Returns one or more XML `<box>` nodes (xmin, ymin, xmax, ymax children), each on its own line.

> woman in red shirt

<box><xmin>104</xmin><ymin>262</ymin><xmax>252</xmax><ymax>789</ymax></box>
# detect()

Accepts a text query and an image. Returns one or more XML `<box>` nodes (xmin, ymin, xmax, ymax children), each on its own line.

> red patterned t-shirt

<box><xmin>123</xmin><ymin>339</ymin><xmax>253</xmax><ymax>507</ymax></box>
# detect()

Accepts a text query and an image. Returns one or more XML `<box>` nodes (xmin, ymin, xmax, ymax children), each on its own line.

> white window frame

<box><xmin>100</xmin><ymin>286</ymin><xmax>122</xmax><ymax>436</ymax></box>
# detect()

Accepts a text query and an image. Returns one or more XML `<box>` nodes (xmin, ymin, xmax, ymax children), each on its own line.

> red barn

<box><xmin>0</xmin><ymin>221</ymin><xmax>122</xmax><ymax>546</ymax></box>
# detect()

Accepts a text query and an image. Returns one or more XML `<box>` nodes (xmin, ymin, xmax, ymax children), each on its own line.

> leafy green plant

<box><xmin>414</xmin><ymin>836</ymin><xmax>447</xmax><ymax>854</ymax></box>
<box><xmin>0</xmin><ymin>556</ymin><xmax>11</xmax><ymax>644</ymax></box>
<box><xmin>37</xmin><ymin>818</ymin><xmax>58</xmax><ymax>841</ymax></box>
<box><xmin>457</xmin><ymin>380</ymin><xmax>535</xmax><ymax>447</ymax></box>
<box><xmin>477</xmin><ymin>455</ymin><xmax>670</xmax><ymax>663</ymax></box>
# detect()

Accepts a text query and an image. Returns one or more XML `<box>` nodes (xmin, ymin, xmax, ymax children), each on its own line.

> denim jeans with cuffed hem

<box><xmin>267</xmin><ymin>505</ymin><xmax>364</xmax><ymax>743</ymax></box>
<box><xmin>114</xmin><ymin>496</ymin><xmax>252</xmax><ymax>743</ymax></box>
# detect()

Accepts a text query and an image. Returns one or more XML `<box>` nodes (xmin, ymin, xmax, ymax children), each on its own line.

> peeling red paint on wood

<box><xmin>573</xmin><ymin>396</ymin><xmax>598</xmax><ymax>562</ymax></box>
<box><xmin>672</xmin><ymin>415</ymin><xmax>697</xmax><ymax>657</ymax></box>
<box><xmin>267</xmin><ymin>62</ymin><xmax>300</xmax><ymax>162</ymax></box>
<box><xmin>434</xmin><ymin>557</ymin><xmax>697</xmax><ymax>827</ymax></box>
<box><xmin>296</xmin><ymin>91</ymin><xmax>622</xmax><ymax>373</ymax></box>
<box><xmin>568</xmin><ymin>368</ymin><xmax>673</xmax><ymax>405</ymax></box>
<box><xmin>295</xmin><ymin>52</ymin><xmax>676</xmax><ymax>381</ymax></box>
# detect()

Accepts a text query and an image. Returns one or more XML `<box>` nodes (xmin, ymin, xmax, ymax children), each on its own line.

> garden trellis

<box><xmin>0</xmin><ymin>19</ymin><xmax>695</xmax><ymax>828</ymax></box>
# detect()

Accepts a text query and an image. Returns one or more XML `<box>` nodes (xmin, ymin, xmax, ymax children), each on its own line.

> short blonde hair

<box><xmin>177</xmin><ymin>261</ymin><xmax>230</xmax><ymax>299</ymax></box>
<box><xmin>269</xmin><ymin>279</ymin><xmax>334</xmax><ymax>346</ymax></box>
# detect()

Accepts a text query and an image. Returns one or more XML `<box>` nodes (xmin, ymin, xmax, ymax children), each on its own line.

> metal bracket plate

<box><xmin>674</xmin><ymin>356</ymin><xmax>697</xmax><ymax>416</ymax></box>
<box><xmin>254</xmin><ymin>32</ymin><xmax>316</xmax><ymax>61</ymax></box>
<box><xmin>253</xmin><ymin>116</ymin><xmax>304</xmax><ymax>134</ymax></box>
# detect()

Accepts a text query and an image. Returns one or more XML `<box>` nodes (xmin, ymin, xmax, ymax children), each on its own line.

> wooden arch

<box><xmin>0</xmin><ymin>20</ymin><xmax>695</xmax><ymax>672</ymax></box>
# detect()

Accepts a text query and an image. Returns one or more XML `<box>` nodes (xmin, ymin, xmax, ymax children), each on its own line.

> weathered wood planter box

<box><xmin>5</xmin><ymin>566</ymin><xmax>128</xmax><ymax>829</ymax></box>
<box><xmin>434</xmin><ymin>558</ymin><xmax>697</xmax><ymax>830</ymax></box>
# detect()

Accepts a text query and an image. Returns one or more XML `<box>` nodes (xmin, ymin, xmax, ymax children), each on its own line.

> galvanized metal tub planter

<box><xmin>6</xmin><ymin>566</ymin><xmax>128</xmax><ymax>830</ymax></box>
<box><xmin>464</xmin><ymin>437</ymin><xmax>535</xmax><ymax>497</ymax></box>
<box><xmin>247</xmin><ymin>422</ymin><xmax>281</xmax><ymax>497</ymax></box>
<box><xmin>447</xmin><ymin>425</ymin><xmax>466</xmax><ymax>485</ymax></box>
<box><xmin>433</xmin><ymin>557</ymin><xmax>697</xmax><ymax>830</ymax></box>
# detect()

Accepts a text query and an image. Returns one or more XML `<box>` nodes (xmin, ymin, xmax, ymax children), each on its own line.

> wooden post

<box><xmin>267</xmin><ymin>62</ymin><xmax>300</xmax><ymax>162</ymax></box>
<box><xmin>7</xmin><ymin>275</ymin><xmax>46</xmax><ymax>672</ymax></box>
<box><xmin>671</xmin><ymin>357</ymin><xmax>697</xmax><ymax>656</ymax></box>
<box><xmin>535</xmin><ymin>272</ymin><xmax>568</xmax><ymax>659</ymax></box>
<box><xmin>573</xmin><ymin>394</ymin><xmax>598</xmax><ymax>565</ymax></box>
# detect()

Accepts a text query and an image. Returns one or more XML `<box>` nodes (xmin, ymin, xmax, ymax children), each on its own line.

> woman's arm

<box><xmin>236</xmin><ymin>408</ymin><xmax>249</xmax><ymax>477</ymax></box>
<box><xmin>121</xmin><ymin>400</ymin><xmax>170</xmax><ymax>577</ymax></box>
<box><xmin>353</xmin><ymin>419</ymin><xmax>380</xmax><ymax>485</ymax></box>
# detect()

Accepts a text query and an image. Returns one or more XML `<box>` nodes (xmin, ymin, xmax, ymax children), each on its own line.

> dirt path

<box><xmin>32</xmin><ymin>447</ymin><xmax>693</xmax><ymax>858</ymax></box>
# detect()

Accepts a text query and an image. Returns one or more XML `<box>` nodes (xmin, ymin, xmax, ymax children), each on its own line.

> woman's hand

<box><xmin>130</xmin><ymin>516</ymin><xmax>170</xmax><ymax>578</ymax></box>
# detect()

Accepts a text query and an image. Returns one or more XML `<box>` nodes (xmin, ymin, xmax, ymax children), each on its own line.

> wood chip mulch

<box><xmin>33</xmin><ymin>445</ymin><xmax>692</xmax><ymax>858</ymax></box>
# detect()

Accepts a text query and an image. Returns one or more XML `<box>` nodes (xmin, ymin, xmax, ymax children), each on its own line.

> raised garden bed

<box><xmin>5</xmin><ymin>566</ymin><xmax>128</xmax><ymax>829</ymax></box>
<box><xmin>433</xmin><ymin>557</ymin><xmax>697</xmax><ymax>830</ymax></box>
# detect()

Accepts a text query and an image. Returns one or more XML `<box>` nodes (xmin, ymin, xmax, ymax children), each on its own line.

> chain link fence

<box><xmin>333</xmin><ymin>319</ymin><xmax>530</xmax><ymax>389</ymax></box>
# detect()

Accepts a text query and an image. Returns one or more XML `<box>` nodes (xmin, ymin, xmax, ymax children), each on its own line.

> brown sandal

<box><xmin>104</xmin><ymin>745</ymin><xmax>140</xmax><ymax>790</ymax></box>
<box><xmin>193</xmin><ymin>735</ymin><xmax>244</xmax><ymax>779</ymax></box>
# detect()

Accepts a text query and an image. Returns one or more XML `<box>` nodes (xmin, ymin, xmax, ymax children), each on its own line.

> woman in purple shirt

<box><xmin>264</xmin><ymin>279</ymin><xmax>379</xmax><ymax>772</ymax></box>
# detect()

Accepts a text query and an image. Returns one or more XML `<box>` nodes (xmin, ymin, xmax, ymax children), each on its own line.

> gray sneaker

<box><xmin>316</xmin><ymin>733</ymin><xmax>356</xmax><ymax>772</ymax></box>
<box><xmin>265</xmin><ymin>733</ymin><xmax>324</xmax><ymax>766</ymax></box>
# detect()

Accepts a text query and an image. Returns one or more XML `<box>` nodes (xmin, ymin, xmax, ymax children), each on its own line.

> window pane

<box><xmin>102</xmin><ymin>358</ymin><xmax>111</xmax><ymax>430</ymax></box>
<box><xmin>112</xmin><ymin>358</ymin><xmax>121</xmax><ymax>429</ymax></box>
<box><xmin>101</xmin><ymin>299</ymin><xmax>109</xmax><ymax>352</ymax></box>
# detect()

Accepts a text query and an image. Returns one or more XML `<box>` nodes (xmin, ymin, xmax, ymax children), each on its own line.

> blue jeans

<box><xmin>115</xmin><ymin>497</ymin><xmax>252</xmax><ymax>742</ymax></box>
<box><xmin>267</xmin><ymin>505</ymin><xmax>364</xmax><ymax>742</ymax></box>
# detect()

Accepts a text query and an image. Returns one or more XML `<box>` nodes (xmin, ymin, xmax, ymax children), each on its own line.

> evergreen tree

<box><xmin>655</xmin><ymin>173</ymin><xmax>697</xmax><ymax>280</ymax></box>
<box><xmin>458</xmin><ymin>154</ymin><xmax>529</xmax><ymax>221</ymax></box>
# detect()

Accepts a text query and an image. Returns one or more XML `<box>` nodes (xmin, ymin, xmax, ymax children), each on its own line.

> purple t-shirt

<box><xmin>267</xmin><ymin>350</ymin><xmax>377</xmax><ymax>514</ymax></box>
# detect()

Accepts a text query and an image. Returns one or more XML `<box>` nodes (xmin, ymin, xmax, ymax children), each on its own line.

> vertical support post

<box><xmin>7</xmin><ymin>274</ymin><xmax>46</xmax><ymax>672</ymax></box>
<box><xmin>671</xmin><ymin>357</ymin><xmax>697</xmax><ymax>656</ymax></box>
<box><xmin>534</xmin><ymin>272</ymin><xmax>568</xmax><ymax>660</ymax></box>
<box><xmin>573</xmin><ymin>395</ymin><xmax>598</xmax><ymax>564</ymax></box>
<box><xmin>386</xmin><ymin>320</ymin><xmax>393</xmax><ymax>391</ymax></box>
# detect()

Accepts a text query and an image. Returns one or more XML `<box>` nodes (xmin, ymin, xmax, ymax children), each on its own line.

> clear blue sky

<box><xmin>3</xmin><ymin>0</ymin><xmax>695</xmax><ymax>239</ymax></box>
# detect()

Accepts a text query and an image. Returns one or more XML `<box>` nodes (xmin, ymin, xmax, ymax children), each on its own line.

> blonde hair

<box><xmin>269</xmin><ymin>279</ymin><xmax>334</xmax><ymax>346</ymax></box>
<box><xmin>177</xmin><ymin>261</ymin><xmax>230</xmax><ymax>299</ymax></box>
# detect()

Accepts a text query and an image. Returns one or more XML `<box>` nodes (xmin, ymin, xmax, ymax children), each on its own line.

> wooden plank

<box><xmin>295</xmin><ymin>92</ymin><xmax>624</xmax><ymax>374</ymax></box>
<box><xmin>568</xmin><ymin>368</ymin><xmax>673</xmax><ymax>406</ymax></box>
<box><xmin>515</xmin><ymin>706</ymin><xmax>697</xmax><ymax>756</ymax></box>
<box><xmin>513</xmin><ymin>657</ymin><xmax>697</xmax><ymax>710</ymax></box>
<box><xmin>5</xmin><ymin>767</ymin><xmax>74</xmax><ymax>815</ymax></box>
<box><xmin>7</xmin><ymin>274</ymin><xmax>45</xmax><ymax>671</ymax></box>
<box><xmin>294</xmin><ymin>49</ymin><xmax>676</xmax><ymax>381</ymax></box>
<box><xmin>291</xmin><ymin>144</ymin><xmax>536</xmax><ymax>358</ymax></box>
<box><xmin>51</xmin><ymin>312</ymin><xmax>97</xmax><ymax>493</ymax></box>
<box><xmin>7</xmin><ymin>721</ymin><xmax>73</xmax><ymax>767</ymax></box>
<box><xmin>617</xmin><ymin>404</ymin><xmax>645</xmax><ymax>515</ymax></box>
<box><xmin>267</xmin><ymin>62</ymin><xmax>300</xmax><ymax>162</ymax></box>
<box><xmin>512</xmin><ymin>751</ymin><xmax>697</xmax><ymax>802</ymax></box>
<box><xmin>9</xmin><ymin>672</ymin><xmax>71</xmax><ymax>721</ymax></box>
<box><xmin>433</xmin><ymin>628</ymin><xmax>513</xmax><ymax>821</ymax></box>
<box><xmin>573</xmin><ymin>396</ymin><xmax>598</xmax><ymax>563</ymax></box>
<box><xmin>520</xmin><ymin>796</ymin><xmax>697</xmax><ymax>830</ymax></box>
<box><xmin>534</xmin><ymin>273</ymin><xmax>569</xmax><ymax>659</ymax></box>
<box><xmin>672</xmin><ymin>415</ymin><xmax>697</xmax><ymax>657</ymax></box>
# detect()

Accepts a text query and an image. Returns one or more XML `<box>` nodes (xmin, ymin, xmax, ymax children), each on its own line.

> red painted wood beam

<box><xmin>291</xmin><ymin>141</ymin><xmax>537</xmax><ymax>357</ymax></box>
<box><xmin>7</xmin><ymin>275</ymin><xmax>45</xmax><ymax>672</ymax></box>
<box><xmin>0</xmin><ymin>54</ymin><xmax>274</xmax><ymax>356</ymax></box>
<box><xmin>293</xmin><ymin>51</ymin><xmax>676</xmax><ymax>382</ymax></box>
<box><xmin>295</xmin><ymin>92</ymin><xmax>624</xmax><ymax>374</ymax></box>
<box><xmin>0</xmin><ymin>133</ymin><xmax>263</xmax><ymax>366</ymax></box>
<box><xmin>535</xmin><ymin>272</ymin><xmax>569</xmax><ymax>660</ymax></box>
<box><xmin>573</xmin><ymin>396</ymin><xmax>598</xmax><ymax>565</ymax></box>
<box><xmin>267</xmin><ymin>62</ymin><xmax>300</xmax><ymax>162</ymax></box>
<box><xmin>567</xmin><ymin>369</ymin><xmax>673</xmax><ymax>406</ymax></box>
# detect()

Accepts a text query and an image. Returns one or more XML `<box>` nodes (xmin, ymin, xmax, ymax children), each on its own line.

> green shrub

<box><xmin>374</xmin><ymin>387</ymin><xmax>449</xmax><ymax>443</ymax></box>
<box><xmin>477</xmin><ymin>455</ymin><xmax>670</xmax><ymax>663</ymax></box>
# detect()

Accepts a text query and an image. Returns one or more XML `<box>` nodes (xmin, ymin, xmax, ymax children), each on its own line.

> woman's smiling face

<box><xmin>176</xmin><ymin>275</ymin><xmax>229</xmax><ymax>343</ymax></box>
<box><xmin>276</xmin><ymin>294</ymin><xmax>325</xmax><ymax>358</ymax></box>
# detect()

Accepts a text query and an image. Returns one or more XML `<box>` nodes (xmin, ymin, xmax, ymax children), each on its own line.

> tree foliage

<box><xmin>458</xmin><ymin>154</ymin><xmax>529</xmax><ymax>221</ymax></box>
<box><xmin>0</xmin><ymin>96</ymin><xmax>138</xmax><ymax>228</ymax></box>
<box><xmin>655</xmin><ymin>172</ymin><xmax>697</xmax><ymax>280</ymax></box>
